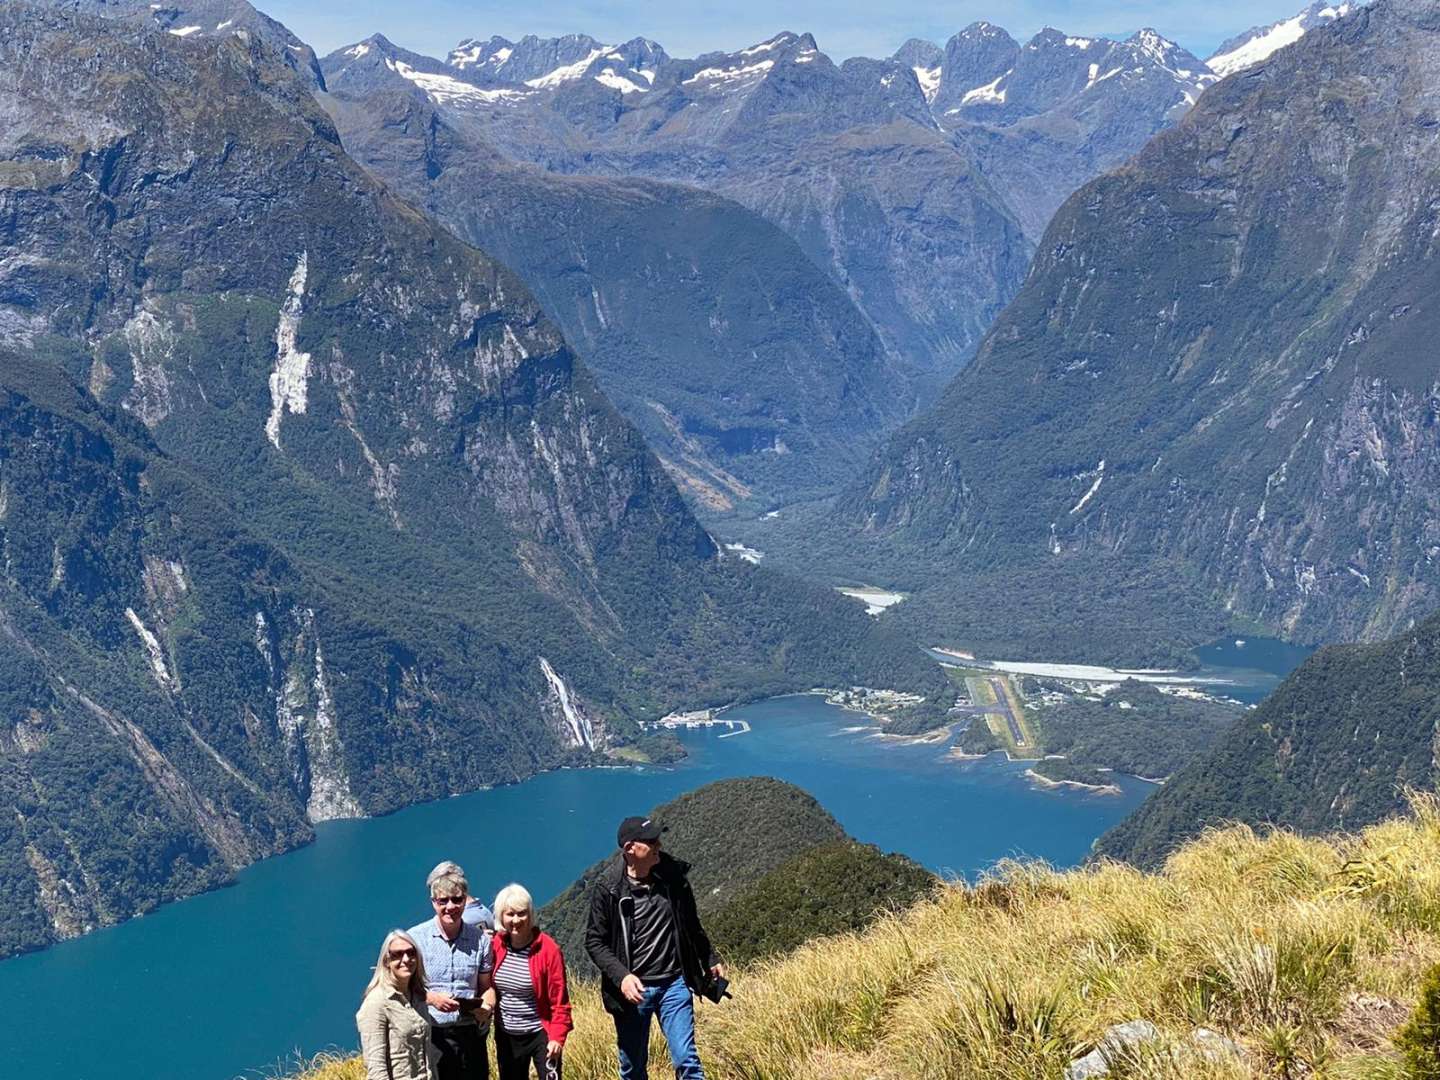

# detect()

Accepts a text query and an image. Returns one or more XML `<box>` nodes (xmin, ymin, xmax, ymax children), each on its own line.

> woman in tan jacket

<box><xmin>357</xmin><ymin>929</ymin><xmax>438</xmax><ymax>1080</ymax></box>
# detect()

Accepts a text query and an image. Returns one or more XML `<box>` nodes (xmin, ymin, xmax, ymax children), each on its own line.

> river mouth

<box><xmin>928</xmin><ymin>636</ymin><xmax>1313</xmax><ymax>706</ymax></box>
<box><xmin>0</xmin><ymin>694</ymin><xmax>1148</xmax><ymax>1080</ymax></box>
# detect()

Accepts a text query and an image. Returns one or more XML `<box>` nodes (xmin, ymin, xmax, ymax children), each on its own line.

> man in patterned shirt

<box><xmin>409</xmin><ymin>867</ymin><xmax>497</xmax><ymax>1080</ymax></box>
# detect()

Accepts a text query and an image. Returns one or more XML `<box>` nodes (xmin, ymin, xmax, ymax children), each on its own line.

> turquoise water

<box><xmin>0</xmin><ymin>695</ymin><xmax>1149</xmax><ymax>1080</ymax></box>
<box><xmin>1192</xmin><ymin>636</ymin><xmax>1315</xmax><ymax>703</ymax></box>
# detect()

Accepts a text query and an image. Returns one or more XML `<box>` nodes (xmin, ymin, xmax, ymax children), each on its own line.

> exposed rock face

<box><xmin>319</xmin><ymin>39</ymin><xmax>915</xmax><ymax>511</ymax></box>
<box><xmin>0</xmin><ymin>2</ymin><xmax>944</xmax><ymax>958</ymax></box>
<box><xmin>315</xmin><ymin>18</ymin><xmax>1228</xmax><ymax>517</ymax></box>
<box><xmin>839</xmin><ymin>0</ymin><xmax>1440</xmax><ymax>659</ymax></box>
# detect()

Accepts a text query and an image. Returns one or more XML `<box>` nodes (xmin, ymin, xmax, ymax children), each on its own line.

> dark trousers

<box><xmin>496</xmin><ymin>1025</ymin><xmax>559</xmax><ymax>1080</ymax></box>
<box><xmin>431</xmin><ymin>1023</ymin><xmax>490</xmax><ymax>1080</ymax></box>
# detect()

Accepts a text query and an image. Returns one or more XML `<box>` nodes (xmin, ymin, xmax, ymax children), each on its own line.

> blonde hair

<box><xmin>362</xmin><ymin>929</ymin><xmax>428</xmax><ymax>1002</ymax></box>
<box><xmin>493</xmin><ymin>882</ymin><xmax>535</xmax><ymax>924</ymax></box>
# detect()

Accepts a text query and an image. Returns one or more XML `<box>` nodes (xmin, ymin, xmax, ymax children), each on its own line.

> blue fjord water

<box><xmin>2</xmin><ymin>642</ymin><xmax>1305</xmax><ymax>1080</ymax></box>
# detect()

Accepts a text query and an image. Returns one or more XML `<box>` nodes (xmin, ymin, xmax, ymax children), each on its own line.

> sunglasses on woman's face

<box><xmin>388</xmin><ymin>948</ymin><xmax>418</xmax><ymax>962</ymax></box>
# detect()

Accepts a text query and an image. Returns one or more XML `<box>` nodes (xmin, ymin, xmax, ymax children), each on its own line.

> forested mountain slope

<box><xmin>538</xmin><ymin>777</ymin><xmax>933</xmax><ymax>978</ymax></box>
<box><xmin>0</xmin><ymin>4</ymin><xmax>942</xmax><ymax>958</ymax></box>
<box><xmin>836</xmin><ymin>0</ymin><xmax>1440</xmax><ymax>662</ymax></box>
<box><xmin>1098</xmin><ymin>609</ymin><xmax>1440</xmax><ymax>867</ymax></box>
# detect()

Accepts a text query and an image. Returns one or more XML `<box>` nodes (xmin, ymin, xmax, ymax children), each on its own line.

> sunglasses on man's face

<box><xmin>388</xmin><ymin>948</ymin><xmax>418</xmax><ymax>962</ymax></box>
<box><xmin>432</xmin><ymin>895</ymin><xmax>466</xmax><ymax>907</ymax></box>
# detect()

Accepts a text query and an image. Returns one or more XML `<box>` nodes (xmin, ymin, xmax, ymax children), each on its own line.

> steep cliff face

<box><xmin>319</xmin><ymin>42</ymin><xmax>913</xmax><ymax>512</ymax></box>
<box><xmin>326</xmin><ymin>28</ymin><xmax>1036</xmax><ymax>392</ymax></box>
<box><xmin>0</xmin><ymin>4</ymin><xmax>945</xmax><ymax>958</ymax></box>
<box><xmin>839</xmin><ymin>0</ymin><xmax>1440</xmax><ymax>660</ymax></box>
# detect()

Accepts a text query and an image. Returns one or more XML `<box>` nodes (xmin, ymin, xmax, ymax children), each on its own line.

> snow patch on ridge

<box><xmin>913</xmin><ymin>65</ymin><xmax>941</xmax><ymax>101</ymax></box>
<box><xmin>1208</xmin><ymin>3</ymin><xmax>1351</xmax><ymax>78</ymax></box>
<box><xmin>387</xmin><ymin>60</ymin><xmax>531</xmax><ymax>105</ymax></box>
<box><xmin>961</xmin><ymin>71</ymin><xmax>1009</xmax><ymax>105</ymax></box>
<box><xmin>266</xmin><ymin>252</ymin><xmax>312</xmax><ymax>449</ymax></box>
<box><xmin>594</xmin><ymin>68</ymin><xmax>648</xmax><ymax>93</ymax></box>
<box><xmin>685</xmin><ymin>59</ymin><xmax>774</xmax><ymax>86</ymax></box>
<box><xmin>526</xmin><ymin>47</ymin><xmax>610</xmax><ymax>88</ymax></box>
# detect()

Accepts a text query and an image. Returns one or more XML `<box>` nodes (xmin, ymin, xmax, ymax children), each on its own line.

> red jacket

<box><xmin>491</xmin><ymin>930</ymin><xmax>574</xmax><ymax>1046</ymax></box>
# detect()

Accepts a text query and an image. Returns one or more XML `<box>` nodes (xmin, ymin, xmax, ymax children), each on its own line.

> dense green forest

<box><xmin>704</xmin><ymin>840</ymin><xmax>936</xmax><ymax>965</ymax></box>
<box><xmin>1097</xmin><ymin>612</ymin><xmax>1440</xmax><ymax>868</ymax></box>
<box><xmin>1028</xmin><ymin>679</ymin><xmax>1244</xmax><ymax>779</ymax></box>
<box><xmin>539</xmin><ymin>778</ymin><xmax>929</xmax><ymax>978</ymax></box>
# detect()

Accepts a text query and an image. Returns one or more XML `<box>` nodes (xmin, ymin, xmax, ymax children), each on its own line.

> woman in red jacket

<box><xmin>491</xmin><ymin>883</ymin><xmax>574</xmax><ymax>1080</ymax></box>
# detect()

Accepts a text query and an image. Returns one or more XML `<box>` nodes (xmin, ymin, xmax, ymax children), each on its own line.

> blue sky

<box><xmin>264</xmin><ymin>0</ymin><xmax>1317</xmax><ymax>62</ymax></box>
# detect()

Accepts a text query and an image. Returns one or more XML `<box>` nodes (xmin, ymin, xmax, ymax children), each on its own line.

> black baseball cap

<box><xmin>617</xmin><ymin>815</ymin><xmax>665</xmax><ymax>847</ymax></box>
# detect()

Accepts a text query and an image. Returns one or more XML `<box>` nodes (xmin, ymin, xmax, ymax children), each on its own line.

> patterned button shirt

<box><xmin>406</xmin><ymin>916</ymin><xmax>494</xmax><ymax>1026</ymax></box>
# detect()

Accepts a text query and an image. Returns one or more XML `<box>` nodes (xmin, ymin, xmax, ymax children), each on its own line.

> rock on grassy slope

<box><xmin>294</xmin><ymin>796</ymin><xmax>1440</xmax><ymax>1079</ymax></box>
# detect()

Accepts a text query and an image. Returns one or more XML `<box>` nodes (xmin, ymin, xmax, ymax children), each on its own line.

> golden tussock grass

<box><xmin>293</xmin><ymin>794</ymin><xmax>1440</xmax><ymax>1079</ymax></box>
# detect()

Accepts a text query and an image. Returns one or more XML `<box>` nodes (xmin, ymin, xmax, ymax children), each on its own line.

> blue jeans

<box><xmin>613</xmin><ymin>974</ymin><xmax>704</xmax><ymax>1080</ymax></box>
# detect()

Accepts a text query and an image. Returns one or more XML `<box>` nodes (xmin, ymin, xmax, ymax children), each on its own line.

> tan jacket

<box><xmin>357</xmin><ymin>984</ymin><xmax>437</xmax><ymax>1080</ymax></box>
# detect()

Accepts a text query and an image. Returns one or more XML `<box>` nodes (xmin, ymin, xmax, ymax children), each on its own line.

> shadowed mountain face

<box><xmin>0</xmin><ymin>3</ymin><xmax>944</xmax><ymax>958</ymax></box>
<box><xmin>834</xmin><ymin>0</ymin><xmax>1440</xmax><ymax>662</ymax></box>
<box><xmin>319</xmin><ymin>37</ymin><xmax>916</xmax><ymax>513</ymax></box>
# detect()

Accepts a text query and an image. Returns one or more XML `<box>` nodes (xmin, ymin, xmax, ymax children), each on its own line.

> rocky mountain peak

<box><xmin>837</xmin><ymin>0</ymin><xmax>1440</xmax><ymax>658</ymax></box>
<box><xmin>932</xmin><ymin>22</ymin><xmax>1019</xmax><ymax>111</ymax></box>
<box><xmin>890</xmin><ymin>37</ymin><xmax>944</xmax><ymax>100</ymax></box>
<box><xmin>444</xmin><ymin>31</ymin><xmax>668</xmax><ymax>95</ymax></box>
<box><xmin>1208</xmin><ymin>1</ymin><xmax>1359</xmax><ymax>76</ymax></box>
<box><xmin>45</xmin><ymin>0</ymin><xmax>325</xmax><ymax>85</ymax></box>
<box><xmin>891</xmin><ymin>37</ymin><xmax>942</xmax><ymax>68</ymax></box>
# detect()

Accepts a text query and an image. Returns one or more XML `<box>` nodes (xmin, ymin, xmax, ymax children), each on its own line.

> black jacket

<box><xmin>584</xmin><ymin>852</ymin><xmax>720</xmax><ymax>1014</ymax></box>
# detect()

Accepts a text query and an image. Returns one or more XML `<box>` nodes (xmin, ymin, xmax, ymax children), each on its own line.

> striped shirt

<box><xmin>494</xmin><ymin>942</ymin><xmax>542</xmax><ymax>1034</ymax></box>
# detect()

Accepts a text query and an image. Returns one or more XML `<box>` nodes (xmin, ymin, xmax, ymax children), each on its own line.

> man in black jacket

<box><xmin>585</xmin><ymin>815</ymin><xmax>725</xmax><ymax>1079</ymax></box>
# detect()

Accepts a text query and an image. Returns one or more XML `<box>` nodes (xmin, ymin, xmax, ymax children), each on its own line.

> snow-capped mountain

<box><xmin>319</xmin><ymin>19</ymin><xmax>1229</xmax><ymax>403</ymax></box>
<box><xmin>926</xmin><ymin>24</ymin><xmax>1214</xmax><ymax>125</ymax></box>
<box><xmin>447</xmin><ymin>32</ymin><xmax>668</xmax><ymax>93</ymax></box>
<box><xmin>891</xmin><ymin>37</ymin><xmax>943</xmax><ymax>101</ymax></box>
<box><xmin>1208</xmin><ymin>1</ymin><xmax>1357</xmax><ymax>77</ymax></box>
<box><xmin>885</xmin><ymin>24</ymin><xmax>1215</xmax><ymax>238</ymax></box>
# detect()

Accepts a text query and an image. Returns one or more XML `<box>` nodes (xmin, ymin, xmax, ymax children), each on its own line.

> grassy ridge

<box><xmin>291</xmin><ymin>796</ymin><xmax>1440</xmax><ymax>1079</ymax></box>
